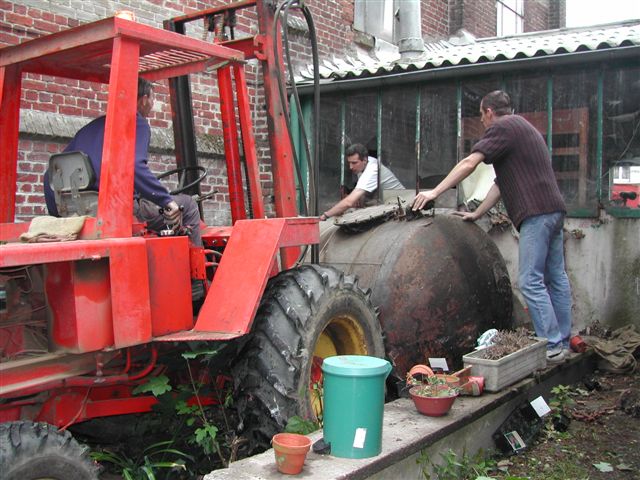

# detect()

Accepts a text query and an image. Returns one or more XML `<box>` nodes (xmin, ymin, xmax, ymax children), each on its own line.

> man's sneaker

<box><xmin>546</xmin><ymin>347</ymin><xmax>566</xmax><ymax>364</ymax></box>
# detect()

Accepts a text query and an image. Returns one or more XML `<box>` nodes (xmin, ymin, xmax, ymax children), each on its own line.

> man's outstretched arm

<box><xmin>451</xmin><ymin>183</ymin><xmax>501</xmax><ymax>222</ymax></box>
<box><xmin>412</xmin><ymin>151</ymin><xmax>485</xmax><ymax>210</ymax></box>
<box><xmin>320</xmin><ymin>188</ymin><xmax>367</xmax><ymax>220</ymax></box>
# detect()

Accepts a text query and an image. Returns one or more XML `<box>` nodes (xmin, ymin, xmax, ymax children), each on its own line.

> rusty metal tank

<box><xmin>319</xmin><ymin>213</ymin><xmax>514</xmax><ymax>379</ymax></box>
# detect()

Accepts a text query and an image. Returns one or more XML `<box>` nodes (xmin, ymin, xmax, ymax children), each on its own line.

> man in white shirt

<box><xmin>320</xmin><ymin>143</ymin><xmax>404</xmax><ymax>220</ymax></box>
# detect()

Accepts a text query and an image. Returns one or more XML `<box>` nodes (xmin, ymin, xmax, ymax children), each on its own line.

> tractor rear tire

<box><xmin>232</xmin><ymin>264</ymin><xmax>384</xmax><ymax>453</ymax></box>
<box><xmin>0</xmin><ymin>421</ymin><xmax>99</xmax><ymax>480</ymax></box>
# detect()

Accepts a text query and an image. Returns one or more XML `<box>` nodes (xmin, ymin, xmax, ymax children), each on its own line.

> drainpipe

<box><xmin>395</xmin><ymin>0</ymin><xmax>425</xmax><ymax>61</ymax></box>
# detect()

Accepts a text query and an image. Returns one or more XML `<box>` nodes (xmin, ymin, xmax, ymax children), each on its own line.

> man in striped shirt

<box><xmin>412</xmin><ymin>90</ymin><xmax>572</xmax><ymax>364</ymax></box>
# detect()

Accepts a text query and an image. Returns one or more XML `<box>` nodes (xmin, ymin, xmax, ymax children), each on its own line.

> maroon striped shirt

<box><xmin>472</xmin><ymin>114</ymin><xmax>566</xmax><ymax>230</ymax></box>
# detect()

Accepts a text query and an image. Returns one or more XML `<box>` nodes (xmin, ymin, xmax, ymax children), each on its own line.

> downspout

<box><xmin>395</xmin><ymin>0</ymin><xmax>425</xmax><ymax>61</ymax></box>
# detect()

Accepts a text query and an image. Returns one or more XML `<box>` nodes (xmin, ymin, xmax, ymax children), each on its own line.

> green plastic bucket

<box><xmin>321</xmin><ymin>355</ymin><xmax>392</xmax><ymax>459</ymax></box>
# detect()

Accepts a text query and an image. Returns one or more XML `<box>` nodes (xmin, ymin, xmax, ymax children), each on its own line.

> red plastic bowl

<box><xmin>409</xmin><ymin>386</ymin><xmax>457</xmax><ymax>416</ymax></box>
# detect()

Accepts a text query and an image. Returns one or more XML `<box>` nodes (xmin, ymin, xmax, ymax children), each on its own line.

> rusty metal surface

<box><xmin>319</xmin><ymin>213</ymin><xmax>513</xmax><ymax>379</ymax></box>
<box><xmin>333</xmin><ymin>203</ymin><xmax>403</xmax><ymax>226</ymax></box>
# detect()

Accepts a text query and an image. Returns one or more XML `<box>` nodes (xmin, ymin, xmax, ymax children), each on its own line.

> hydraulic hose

<box><xmin>272</xmin><ymin>0</ymin><xmax>321</xmax><ymax>263</ymax></box>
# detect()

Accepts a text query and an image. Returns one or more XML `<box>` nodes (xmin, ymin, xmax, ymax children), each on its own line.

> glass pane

<box><xmin>603</xmin><ymin>65</ymin><xmax>640</xmax><ymax>209</ymax></box>
<box><xmin>460</xmin><ymin>79</ymin><xmax>502</xmax><ymax>206</ymax></box>
<box><xmin>506</xmin><ymin>74</ymin><xmax>549</xmax><ymax>159</ymax></box>
<box><xmin>381</xmin><ymin>86</ymin><xmax>417</xmax><ymax>188</ymax></box>
<box><xmin>354</xmin><ymin>0</ymin><xmax>393</xmax><ymax>43</ymax></box>
<box><xmin>502</xmin><ymin>8</ymin><xmax>517</xmax><ymax>36</ymax></box>
<box><xmin>344</xmin><ymin>91</ymin><xmax>378</xmax><ymax>192</ymax></box>
<box><xmin>505</xmin><ymin>75</ymin><xmax>547</xmax><ymax>116</ymax></box>
<box><xmin>497</xmin><ymin>6</ymin><xmax>504</xmax><ymax>36</ymax></box>
<box><xmin>419</xmin><ymin>83</ymin><xmax>458</xmax><ymax>190</ymax></box>
<box><xmin>552</xmin><ymin>71</ymin><xmax>599</xmax><ymax>213</ymax></box>
<box><xmin>317</xmin><ymin>95</ymin><xmax>342</xmax><ymax>214</ymax></box>
<box><xmin>382</xmin><ymin>0</ymin><xmax>394</xmax><ymax>40</ymax></box>
<box><xmin>461</xmin><ymin>79</ymin><xmax>502</xmax><ymax>156</ymax></box>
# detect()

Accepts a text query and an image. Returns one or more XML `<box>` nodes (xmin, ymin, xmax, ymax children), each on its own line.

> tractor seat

<box><xmin>49</xmin><ymin>151</ymin><xmax>99</xmax><ymax>217</ymax></box>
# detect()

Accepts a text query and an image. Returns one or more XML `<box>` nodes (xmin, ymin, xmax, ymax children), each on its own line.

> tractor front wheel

<box><xmin>0</xmin><ymin>421</ymin><xmax>99</xmax><ymax>480</ymax></box>
<box><xmin>231</xmin><ymin>265</ymin><xmax>384</xmax><ymax>453</ymax></box>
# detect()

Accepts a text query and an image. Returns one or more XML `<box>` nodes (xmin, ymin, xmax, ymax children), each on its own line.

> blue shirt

<box><xmin>44</xmin><ymin>113</ymin><xmax>172</xmax><ymax>216</ymax></box>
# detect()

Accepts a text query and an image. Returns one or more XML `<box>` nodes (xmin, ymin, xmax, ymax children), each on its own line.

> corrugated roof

<box><xmin>296</xmin><ymin>20</ymin><xmax>640</xmax><ymax>82</ymax></box>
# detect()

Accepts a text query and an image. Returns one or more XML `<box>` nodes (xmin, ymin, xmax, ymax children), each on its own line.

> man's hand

<box><xmin>412</xmin><ymin>191</ymin><xmax>437</xmax><ymax>211</ymax></box>
<box><xmin>162</xmin><ymin>200</ymin><xmax>182</xmax><ymax>224</ymax></box>
<box><xmin>450</xmin><ymin>210</ymin><xmax>480</xmax><ymax>222</ymax></box>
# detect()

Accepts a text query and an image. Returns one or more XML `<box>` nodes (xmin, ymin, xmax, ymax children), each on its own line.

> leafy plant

<box><xmin>95</xmin><ymin>349</ymin><xmax>235</xmax><ymax>478</ymax></box>
<box><xmin>285</xmin><ymin>415</ymin><xmax>319</xmax><ymax>435</ymax></box>
<box><xmin>409</xmin><ymin>375</ymin><xmax>459</xmax><ymax>398</ymax></box>
<box><xmin>290</xmin><ymin>368</ymin><xmax>323</xmax><ymax>433</ymax></box>
<box><xmin>416</xmin><ymin>448</ymin><xmax>497</xmax><ymax>480</ymax></box>
<box><xmin>549</xmin><ymin>384</ymin><xmax>576</xmax><ymax>416</ymax></box>
<box><xmin>91</xmin><ymin>440</ymin><xmax>192</xmax><ymax>480</ymax></box>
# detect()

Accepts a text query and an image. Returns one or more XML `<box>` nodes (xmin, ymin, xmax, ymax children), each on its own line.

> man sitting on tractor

<box><xmin>43</xmin><ymin>78</ymin><xmax>202</xmax><ymax>246</ymax></box>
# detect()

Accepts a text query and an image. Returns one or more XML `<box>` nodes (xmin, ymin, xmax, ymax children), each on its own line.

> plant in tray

<box><xmin>462</xmin><ymin>328</ymin><xmax>548</xmax><ymax>392</ymax></box>
<box><xmin>473</xmin><ymin>328</ymin><xmax>538</xmax><ymax>360</ymax></box>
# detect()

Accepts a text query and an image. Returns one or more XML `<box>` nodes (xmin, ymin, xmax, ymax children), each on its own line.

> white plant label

<box><xmin>353</xmin><ymin>428</ymin><xmax>367</xmax><ymax>449</ymax></box>
<box><xmin>504</xmin><ymin>430</ymin><xmax>526</xmax><ymax>451</ymax></box>
<box><xmin>530</xmin><ymin>396</ymin><xmax>551</xmax><ymax>417</ymax></box>
<box><xmin>428</xmin><ymin>357</ymin><xmax>449</xmax><ymax>371</ymax></box>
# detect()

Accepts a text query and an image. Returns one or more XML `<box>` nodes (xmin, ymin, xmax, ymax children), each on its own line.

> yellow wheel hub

<box><xmin>310</xmin><ymin>315</ymin><xmax>369</xmax><ymax>419</ymax></box>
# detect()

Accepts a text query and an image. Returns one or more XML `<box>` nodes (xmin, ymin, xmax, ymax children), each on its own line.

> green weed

<box><xmin>416</xmin><ymin>448</ymin><xmax>498</xmax><ymax>480</ymax></box>
<box><xmin>91</xmin><ymin>440</ymin><xmax>192</xmax><ymax>480</ymax></box>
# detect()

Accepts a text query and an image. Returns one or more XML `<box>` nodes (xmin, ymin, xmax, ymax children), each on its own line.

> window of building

<box><xmin>317</xmin><ymin>98</ymin><xmax>343</xmax><ymax>214</ymax></box>
<box><xmin>496</xmin><ymin>0</ymin><xmax>523</xmax><ymax>36</ymax></box>
<box><xmin>603</xmin><ymin>65</ymin><xmax>640</xmax><ymax>213</ymax></box>
<box><xmin>354</xmin><ymin>0</ymin><xmax>395</xmax><ymax>43</ymax></box>
<box><xmin>381</xmin><ymin>86</ymin><xmax>417</xmax><ymax>188</ymax></box>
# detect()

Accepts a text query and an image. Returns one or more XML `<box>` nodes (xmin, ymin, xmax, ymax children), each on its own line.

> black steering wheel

<box><xmin>156</xmin><ymin>166</ymin><xmax>207</xmax><ymax>195</ymax></box>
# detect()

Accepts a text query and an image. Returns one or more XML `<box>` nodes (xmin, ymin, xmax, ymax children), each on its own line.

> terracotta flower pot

<box><xmin>272</xmin><ymin>433</ymin><xmax>311</xmax><ymax>475</ymax></box>
<box><xmin>409</xmin><ymin>385</ymin><xmax>458</xmax><ymax>416</ymax></box>
<box><xmin>435</xmin><ymin>373</ymin><xmax>461</xmax><ymax>387</ymax></box>
<box><xmin>407</xmin><ymin>364</ymin><xmax>461</xmax><ymax>387</ymax></box>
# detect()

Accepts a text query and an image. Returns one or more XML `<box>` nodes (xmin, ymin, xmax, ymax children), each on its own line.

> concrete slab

<box><xmin>205</xmin><ymin>352</ymin><xmax>595</xmax><ymax>480</ymax></box>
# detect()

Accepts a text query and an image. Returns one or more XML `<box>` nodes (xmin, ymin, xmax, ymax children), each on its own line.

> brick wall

<box><xmin>422</xmin><ymin>0</ymin><xmax>450</xmax><ymax>38</ymax></box>
<box><xmin>3</xmin><ymin>0</ymin><xmax>560</xmax><ymax>222</ymax></box>
<box><xmin>449</xmin><ymin>0</ymin><xmax>557</xmax><ymax>37</ymax></box>
<box><xmin>548</xmin><ymin>0</ymin><xmax>567</xmax><ymax>29</ymax></box>
<box><xmin>524</xmin><ymin>0</ymin><xmax>550</xmax><ymax>33</ymax></box>
<box><xmin>449</xmin><ymin>0</ymin><xmax>496</xmax><ymax>38</ymax></box>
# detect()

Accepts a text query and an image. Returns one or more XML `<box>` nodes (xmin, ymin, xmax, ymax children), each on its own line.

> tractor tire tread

<box><xmin>0</xmin><ymin>421</ymin><xmax>99</xmax><ymax>480</ymax></box>
<box><xmin>231</xmin><ymin>265</ymin><xmax>384</xmax><ymax>454</ymax></box>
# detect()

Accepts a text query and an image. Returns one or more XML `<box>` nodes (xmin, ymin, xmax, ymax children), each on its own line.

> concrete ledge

<box><xmin>205</xmin><ymin>352</ymin><xmax>595</xmax><ymax>480</ymax></box>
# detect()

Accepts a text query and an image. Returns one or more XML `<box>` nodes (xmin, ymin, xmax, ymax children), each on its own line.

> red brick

<box><xmin>0</xmin><ymin>31</ymin><xmax>20</xmax><ymax>46</ymax></box>
<box><xmin>6</xmin><ymin>12</ymin><xmax>33</xmax><ymax>27</ymax></box>
<box><xmin>27</xmin><ymin>7</ymin><xmax>42</xmax><ymax>20</ymax></box>
<box><xmin>33</xmin><ymin>19</ymin><xmax>59</xmax><ymax>33</ymax></box>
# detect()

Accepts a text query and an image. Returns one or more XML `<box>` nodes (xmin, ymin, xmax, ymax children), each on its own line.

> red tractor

<box><xmin>0</xmin><ymin>1</ymin><xmax>513</xmax><ymax>477</ymax></box>
<box><xmin>0</xmin><ymin>2</ymin><xmax>383</xmax><ymax>476</ymax></box>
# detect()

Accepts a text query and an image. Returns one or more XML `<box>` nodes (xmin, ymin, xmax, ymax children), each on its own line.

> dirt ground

<box><xmin>489</xmin><ymin>367</ymin><xmax>640</xmax><ymax>480</ymax></box>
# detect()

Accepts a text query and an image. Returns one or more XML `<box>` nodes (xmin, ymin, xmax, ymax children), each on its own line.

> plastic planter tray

<box><xmin>462</xmin><ymin>337</ymin><xmax>547</xmax><ymax>392</ymax></box>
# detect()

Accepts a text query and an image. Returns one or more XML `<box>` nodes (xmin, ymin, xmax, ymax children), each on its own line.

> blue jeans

<box><xmin>518</xmin><ymin>212</ymin><xmax>572</xmax><ymax>350</ymax></box>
